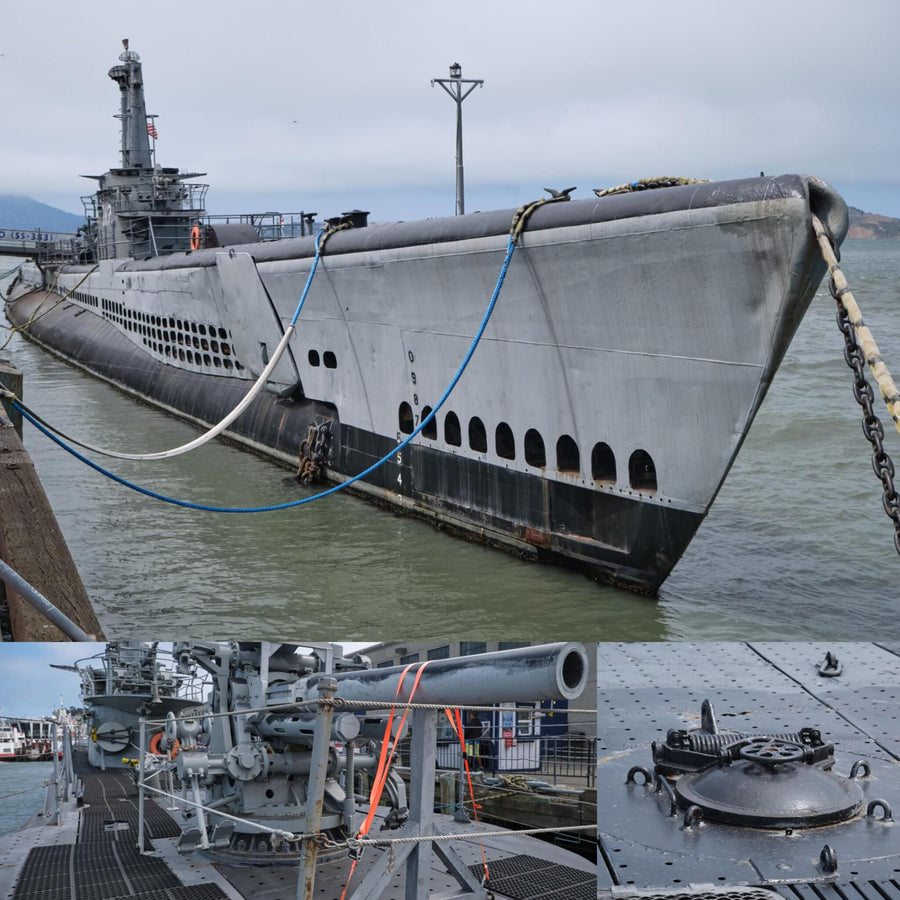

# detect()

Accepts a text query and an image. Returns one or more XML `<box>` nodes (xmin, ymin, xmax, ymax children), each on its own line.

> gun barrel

<box><xmin>304</xmin><ymin>642</ymin><xmax>587</xmax><ymax>706</ymax></box>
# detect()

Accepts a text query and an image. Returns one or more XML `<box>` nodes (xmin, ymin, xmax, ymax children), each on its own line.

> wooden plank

<box><xmin>0</xmin><ymin>421</ymin><xmax>104</xmax><ymax>641</ymax></box>
<box><xmin>0</xmin><ymin>358</ymin><xmax>23</xmax><ymax>437</ymax></box>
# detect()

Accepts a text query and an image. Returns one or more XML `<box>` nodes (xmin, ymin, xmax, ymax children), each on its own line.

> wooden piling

<box><xmin>0</xmin><ymin>369</ymin><xmax>103</xmax><ymax>640</ymax></box>
<box><xmin>0</xmin><ymin>359</ymin><xmax>23</xmax><ymax>438</ymax></box>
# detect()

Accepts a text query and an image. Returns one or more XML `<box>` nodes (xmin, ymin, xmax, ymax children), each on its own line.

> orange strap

<box><xmin>447</xmin><ymin>708</ymin><xmax>490</xmax><ymax>885</ymax></box>
<box><xmin>340</xmin><ymin>661</ymin><xmax>433</xmax><ymax>900</ymax></box>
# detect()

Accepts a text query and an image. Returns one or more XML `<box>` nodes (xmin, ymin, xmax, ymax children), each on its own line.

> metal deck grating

<box><xmin>101</xmin><ymin>889</ymin><xmax>231</xmax><ymax>900</ymax></box>
<box><xmin>12</xmin><ymin>757</ymin><xmax>199</xmax><ymax>900</ymax></box>
<box><xmin>776</xmin><ymin>881</ymin><xmax>900</xmax><ymax>900</ymax></box>
<box><xmin>470</xmin><ymin>853</ymin><xmax>595</xmax><ymax>900</ymax></box>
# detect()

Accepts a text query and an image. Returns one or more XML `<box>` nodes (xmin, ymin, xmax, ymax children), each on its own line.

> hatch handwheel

<box><xmin>737</xmin><ymin>738</ymin><xmax>806</xmax><ymax>766</ymax></box>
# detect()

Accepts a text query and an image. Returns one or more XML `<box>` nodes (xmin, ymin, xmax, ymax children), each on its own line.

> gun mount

<box><xmin>148</xmin><ymin>641</ymin><xmax>587</xmax><ymax>871</ymax></box>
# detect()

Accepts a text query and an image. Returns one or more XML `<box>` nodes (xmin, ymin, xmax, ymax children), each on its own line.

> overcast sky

<box><xmin>0</xmin><ymin>643</ymin><xmax>374</xmax><ymax>717</ymax></box>
<box><xmin>3</xmin><ymin>0</ymin><xmax>899</xmax><ymax>222</ymax></box>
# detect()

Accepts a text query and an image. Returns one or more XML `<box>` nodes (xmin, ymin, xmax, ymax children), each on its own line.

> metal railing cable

<box><xmin>0</xmin><ymin>557</ymin><xmax>95</xmax><ymax>641</ymax></box>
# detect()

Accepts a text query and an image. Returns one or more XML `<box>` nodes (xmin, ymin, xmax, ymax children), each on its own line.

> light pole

<box><xmin>431</xmin><ymin>62</ymin><xmax>483</xmax><ymax>215</ymax></box>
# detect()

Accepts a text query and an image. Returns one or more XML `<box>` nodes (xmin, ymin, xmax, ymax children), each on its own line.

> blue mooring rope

<box><xmin>14</xmin><ymin>233</ymin><xmax>520</xmax><ymax>513</ymax></box>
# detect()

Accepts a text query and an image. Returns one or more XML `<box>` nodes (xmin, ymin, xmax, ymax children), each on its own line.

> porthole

<box><xmin>444</xmin><ymin>411</ymin><xmax>461</xmax><ymax>446</ymax></box>
<box><xmin>496</xmin><ymin>422</ymin><xmax>515</xmax><ymax>460</ymax></box>
<box><xmin>524</xmin><ymin>428</ymin><xmax>546</xmax><ymax>468</ymax></box>
<box><xmin>398</xmin><ymin>402</ymin><xmax>414</xmax><ymax>435</ymax></box>
<box><xmin>308</xmin><ymin>350</ymin><xmax>320</xmax><ymax>367</ymax></box>
<box><xmin>591</xmin><ymin>442</ymin><xmax>616</xmax><ymax>482</ymax></box>
<box><xmin>557</xmin><ymin>435</ymin><xmax>580</xmax><ymax>473</ymax></box>
<box><xmin>420</xmin><ymin>406</ymin><xmax>437</xmax><ymax>440</ymax></box>
<box><xmin>323</xmin><ymin>351</ymin><xmax>337</xmax><ymax>369</ymax></box>
<box><xmin>468</xmin><ymin>417</ymin><xmax>487</xmax><ymax>453</ymax></box>
<box><xmin>629</xmin><ymin>449</ymin><xmax>657</xmax><ymax>491</ymax></box>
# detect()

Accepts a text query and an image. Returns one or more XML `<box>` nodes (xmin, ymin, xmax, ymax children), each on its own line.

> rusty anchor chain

<box><xmin>812</xmin><ymin>214</ymin><xmax>900</xmax><ymax>555</ymax></box>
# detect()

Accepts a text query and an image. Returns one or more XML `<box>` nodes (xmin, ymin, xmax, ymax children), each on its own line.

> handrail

<box><xmin>0</xmin><ymin>557</ymin><xmax>95</xmax><ymax>641</ymax></box>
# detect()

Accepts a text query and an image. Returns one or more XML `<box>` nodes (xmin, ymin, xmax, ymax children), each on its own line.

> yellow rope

<box><xmin>594</xmin><ymin>176</ymin><xmax>708</xmax><ymax>198</ymax></box>
<box><xmin>811</xmin><ymin>214</ymin><xmax>900</xmax><ymax>438</ymax></box>
<box><xmin>1</xmin><ymin>265</ymin><xmax>98</xmax><ymax>352</ymax></box>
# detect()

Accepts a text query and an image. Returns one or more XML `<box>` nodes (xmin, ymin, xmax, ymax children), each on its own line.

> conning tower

<box><xmin>79</xmin><ymin>39</ymin><xmax>208</xmax><ymax>261</ymax></box>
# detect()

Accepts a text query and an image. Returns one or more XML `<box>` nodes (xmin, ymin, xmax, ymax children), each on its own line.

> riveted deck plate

<box><xmin>596</xmin><ymin>643</ymin><xmax>900</xmax><ymax>890</ymax></box>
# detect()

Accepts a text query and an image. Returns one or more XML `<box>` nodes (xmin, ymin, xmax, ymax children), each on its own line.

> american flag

<box><xmin>147</xmin><ymin>121</ymin><xmax>158</xmax><ymax>139</ymax></box>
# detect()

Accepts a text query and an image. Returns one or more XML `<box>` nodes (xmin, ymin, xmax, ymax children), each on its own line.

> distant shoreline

<box><xmin>848</xmin><ymin>206</ymin><xmax>900</xmax><ymax>239</ymax></box>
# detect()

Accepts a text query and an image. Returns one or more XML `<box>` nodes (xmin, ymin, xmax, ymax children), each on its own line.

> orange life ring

<box><xmin>149</xmin><ymin>732</ymin><xmax>164</xmax><ymax>755</ymax></box>
<box><xmin>169</xmin><ymin>739</ymin><xmax>181</xmax><ymax>760</ymax></box>
<box><xmin>190</xmin><ymin>226</ymin><xmax>201</xmax><ymax>251</ymax></box>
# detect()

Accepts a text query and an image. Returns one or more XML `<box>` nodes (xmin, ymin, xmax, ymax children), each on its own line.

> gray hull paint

<box><xmin>6</xmin><ymin>174</ymin><xmax>847</xmax><ymax>592</ymax></box>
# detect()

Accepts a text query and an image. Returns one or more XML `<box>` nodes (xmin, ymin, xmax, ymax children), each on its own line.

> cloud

<box><xmin>2</xmin><ymin>0</ymin><xmax>899</xmax><ymax>219</ymax></box>
<box><xmin>0</xmin><ymin>644</ymin><xmax>102</xmax><ymax>716</ymax></box>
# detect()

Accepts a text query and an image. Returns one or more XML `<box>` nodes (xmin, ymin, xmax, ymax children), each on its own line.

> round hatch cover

<box><xmin>674</xmin><ymin>739</ymin><xmax>864</xmax><ymax>828</ymax></box>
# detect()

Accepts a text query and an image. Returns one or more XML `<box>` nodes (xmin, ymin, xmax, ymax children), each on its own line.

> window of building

<box><xmin>498</xmin><ymin>642</ymin><xmax>529</xmax><ymax>650</ymax></box>
<box><xmin>400</xmin><ymin>652</ymin><xmax>420</xmax><ymax>665</ymax></box>
<box><xmin>460</xmin><ymin>642</ymin><xmax>486</xmax><ymax>656</ymax></box>
<box><xmin>427</xmin><ymin>645</ymin><xmax>451</xmax><ymax>660</ymax></box>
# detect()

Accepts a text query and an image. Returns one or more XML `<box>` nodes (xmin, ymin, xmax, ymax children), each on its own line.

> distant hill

<box><xmin>0</xmin><ymin>195</ymin><xmax>82</xmax><ymax>234</ymax></box>
<box><xmin>847</xmin><ymin>206</ymin><xmax>900</xmax><ymax>239</ymax></box>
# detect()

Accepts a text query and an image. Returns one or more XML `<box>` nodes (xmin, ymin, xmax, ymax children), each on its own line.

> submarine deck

<box><xmin>0</xmin><ymin>751</ymin><xmax>595</xmax><ymax>900</ymax></box>
<box><xmin>596</xmin><ymin>641</ymin><xmax>900</xmax><ymax>896</ymax></box>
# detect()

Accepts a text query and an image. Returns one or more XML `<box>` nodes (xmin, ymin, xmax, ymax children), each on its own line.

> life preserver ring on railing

<box><xmin>149</xmin><ymin>731</ymin><xmax>180</xmax><ymax>759</ymax></box>
<box><xmin>190</xmin><ymin>226</ymin><xmax>201</xmax><ymax>251</ymax></box>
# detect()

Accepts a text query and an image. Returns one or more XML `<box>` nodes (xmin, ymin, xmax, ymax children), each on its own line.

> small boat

<box><xmin>4</xmin><ymin>40</ymin><xmax>849</xmax><ymax>593</ymax></box>
<box><xmin>0</xmin><ymin>719</ymin><xmax>24</xmax><ymax>761</ymax></box>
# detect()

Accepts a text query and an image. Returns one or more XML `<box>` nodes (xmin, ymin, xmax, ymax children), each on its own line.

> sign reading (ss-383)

<box><xmin>0</xmin><ymin>230</ymin><xmax>58</xmax><ymax>242</ymax></box>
